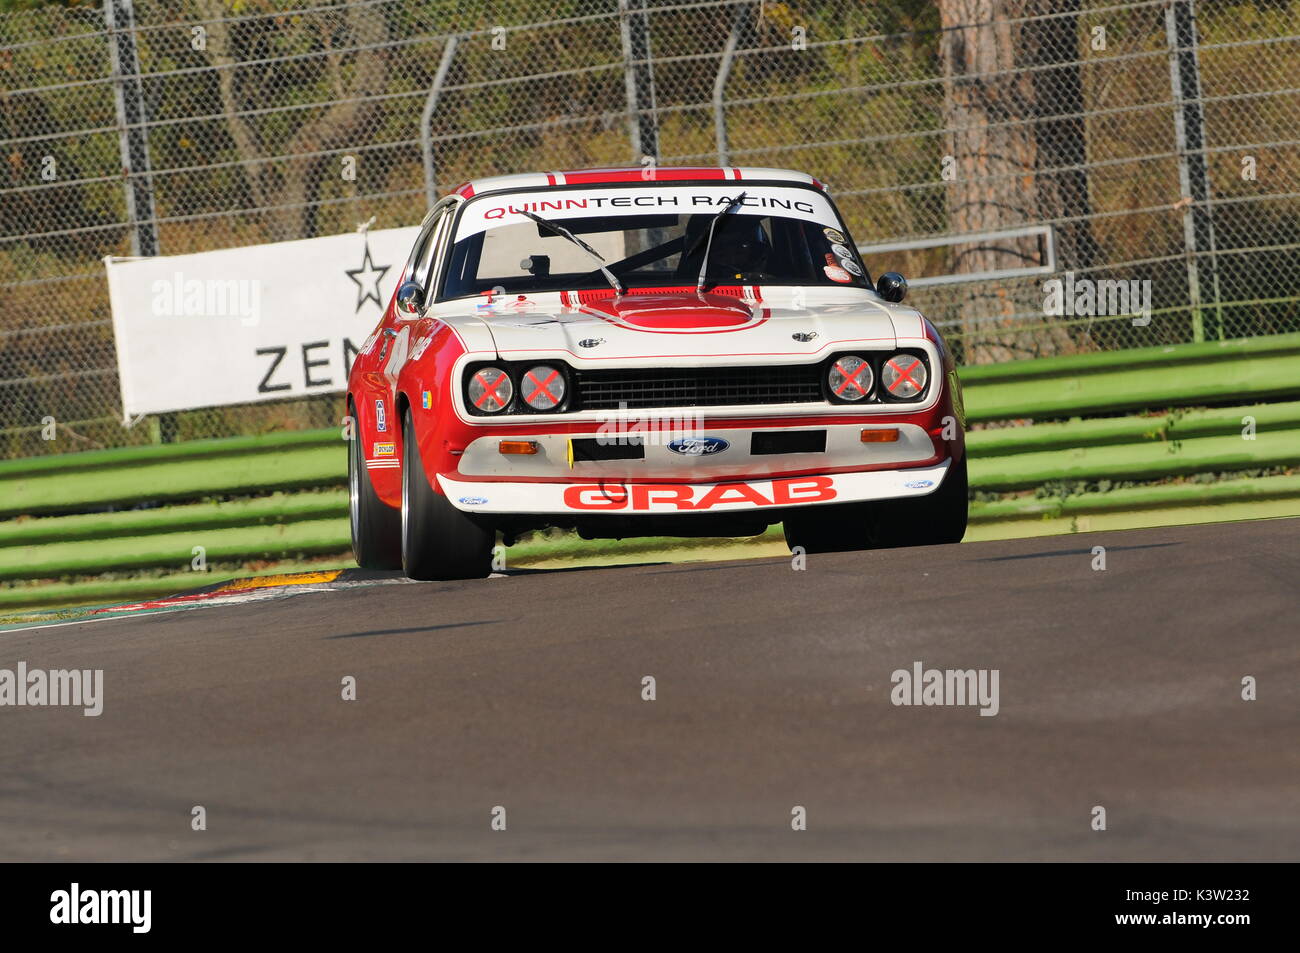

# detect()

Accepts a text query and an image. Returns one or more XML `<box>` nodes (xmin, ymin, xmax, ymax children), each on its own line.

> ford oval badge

<box><xmin>458</xmin><ymin>496</ymin><xmax>489</xmax><ymax>506</ymax></box>
<box><xmin>904</xmin><ymin>480</ymin><xmax>934</xmax><ymax>489</ymax></box>
<box><xmin>668</xmin><ymin>436</ymin><xmax>730</xmax><ymax>456</ymax></box>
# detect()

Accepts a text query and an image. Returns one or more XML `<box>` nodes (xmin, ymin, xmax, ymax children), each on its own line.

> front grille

<box><xmin>574</xmin><ymin>364</ymin><xmax>824</xmax><ymax>411</ymax></box>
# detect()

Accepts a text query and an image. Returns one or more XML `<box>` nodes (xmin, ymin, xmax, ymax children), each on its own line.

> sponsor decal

<box><xmin>824</xmin><ymin>265</ymin><xmax>852</xmax><ymax>283</ymax></box>
<box><xmin>458</xmin><ymin>496</ymin><xmax>489</xmax><ymax>506</ymax></box>
<box><xmin>478</xmin><ymin>192</ymin><xmax>817</xmax><ymax>222</ymax></box>
<box><xmin>456</xmin><ymin>186</ymin><xmax>836</xmax><ymax>239</ymax></box>
<box><xmin>373</xmin><ymin>442</ymin><xmax>395</xmax><ymax>457</ymax></box>
<box><xmin>578</xmin><ymin>337</ymin><xmax>605</xmax><ymax>348</ymax></box>
<box><xmin>840</xmin><ymin>258</ymin><xmax>864</xmax><ymax>277</ymax></box>
<box><xmin>667</xmin><ymin>435</ymin><xmax>730</xmax><ymax>456</ymax></box>
<box><xmin>374</xmin><ymin>398</ymin><xmax>387</xmax><ymax>432</ymax></box>
<box><xmin>823</xmin><ymin>227</ymin><xmax>846</xmax><ymax>244</ymax></box>
<box><xmin>409</xmin><ymin>333</ymin><xmax>434</xmax><ymax>360</ymax></box>
<box><xmin>422</xmin><ymin>390</ymin><xmax>433</xmax><ymax>410</ymax></box>
<box><xmin>830</xmin><ymin>243</ymin><xmax>852</xmax><ymax>259</ymax></box>
<box><xmin>791</xmin><ymin>331</ymin><xmax>818</xmax><ymax>342</ymax></box>
<box><xmin>563</xmin><ymin>476</ymin><xmax>836</xmax><ymax>511</ymax></box>
<box><xmin>904</xmin><ymin>480</ymin><xmax>935</xmax><ymax>489</ymax></box>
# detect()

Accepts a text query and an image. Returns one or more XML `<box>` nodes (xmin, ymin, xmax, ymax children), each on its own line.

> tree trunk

<box><xmin>197</xmin><ymin>0</ymin><xmax>389</xmax><ymax>242</ymax></box>
<box><xmin>939</xmin><ymin>0</ymin><xmax>1072</xmax><ymax>364</ymax></box>
<box><xmin>1025</xmin><ymin>0</ymin><xmax>1101</xmax><ymax>275</ymax></box>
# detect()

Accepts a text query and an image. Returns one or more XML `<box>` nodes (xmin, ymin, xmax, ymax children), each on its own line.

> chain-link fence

<box><xmin>1</xmin><ymin>0</ymin><xmax>1297</xmax><ymax>457</ymax></box>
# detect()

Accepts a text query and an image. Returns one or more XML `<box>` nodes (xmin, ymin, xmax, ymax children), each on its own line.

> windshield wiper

<box><xmin>694</xmin><ymin>191</ymin><xmax>748</xmax><ymax>295</ymax></box>
<box><xmin>519</xmin><ymin>209</ymin><xmax>624</xmax><ymax>296</ymax></box>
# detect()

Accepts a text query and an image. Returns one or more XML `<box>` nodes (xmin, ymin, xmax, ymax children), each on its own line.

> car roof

<box><xmin>449</xmin><ymin>166</ymin><xmax>824</xmax><ymax>199</ymax></box>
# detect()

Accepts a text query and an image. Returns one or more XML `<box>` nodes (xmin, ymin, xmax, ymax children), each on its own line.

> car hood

<box><xmin>443</xmin><ymin>288</ymin><xmax>911</xmax><ymax>365</ymax></box>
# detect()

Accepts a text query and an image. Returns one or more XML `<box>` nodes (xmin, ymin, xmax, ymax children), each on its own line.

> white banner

<box><xmin>105</xmin><ymin>225</ymin><xmax>419</xmax><ymax>421</ymax></box>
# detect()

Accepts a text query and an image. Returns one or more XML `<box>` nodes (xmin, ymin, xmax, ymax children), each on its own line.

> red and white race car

<box><xmin>347</xmin><ymin>167</ymin><xmax>967</xmax><ymax>579</ymax></box>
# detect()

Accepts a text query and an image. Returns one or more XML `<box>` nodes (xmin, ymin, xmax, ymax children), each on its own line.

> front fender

<box><xmin>395</xmin><ymin>320</ymin><xmax>477</xmax><ymax>499</ymax></box>
<box><xmin>923</xmin><ymin>317</ymin><xmax>966</xmax><ymax>464</ymax></box>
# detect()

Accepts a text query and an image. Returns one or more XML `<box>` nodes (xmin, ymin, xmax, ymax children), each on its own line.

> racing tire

<box><xmin>348</xmin><ymin>399</ymin><xmax>402</xmax><ymax>570</ymax></box>
<box><xmin>883</xmin><ymin>453</ymin><xmax>969</xmax><ymax>547</ymax></box>
<box><xmin>783</xmin><ymin>455</ymin><xmax>969</xmax><ymax>553</ymax></box>
<box><xmin>400</xmin><ymin>411</ymin><xmax>494</xmax><ymax>581</ymax></box>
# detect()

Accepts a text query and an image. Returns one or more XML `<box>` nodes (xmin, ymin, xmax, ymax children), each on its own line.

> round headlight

<box><xmin>468</xmin><ymin>367</ymin><xmax>513</xmax><ymax>412</ymax></box>
<box><xmin>828</xmin><ymin>355</ymin><xmax>873</xmax><ymax>401</ymax></box>
<box><xmin>881</xmin><ymin>354</ymin><xmax>927</xmax><ymax>399</ymax></box>
<box><xmin>521</xmin><ymin>365</ymin><xmax>566</xmax><ymax>411</ymax></box>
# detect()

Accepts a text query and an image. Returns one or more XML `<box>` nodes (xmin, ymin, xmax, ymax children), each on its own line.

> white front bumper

<box><xmin>454</xmin><ymin>421</ymin><xmax>937</xmax><ymax>481</ymax></box>
<box><xmin>437</xmin><ymin>458</ymin><xmax>950</xmax><ymax>515</ymax></box>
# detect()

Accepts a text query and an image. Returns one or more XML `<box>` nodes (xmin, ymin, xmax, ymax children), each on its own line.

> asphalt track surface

<box><xmin>2</xmin><ymin>518</ymin><xmax>1297</xmax><ymax>861</ymax></box>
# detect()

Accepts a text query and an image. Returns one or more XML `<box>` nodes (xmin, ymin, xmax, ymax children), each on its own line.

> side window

<box><xmin>413</xmin><ymin>209</ymin><xmax>444</xmax><ymax>289</ymax></box>
<box><xmin>417</xmin><ymin>202</ymin><xmax>456</xmax><ymax>291</ymax></box>
<box><xmin>402</xmin><ymin>205</ymin><xmax>446</xmax><ymax>289</ymax></box>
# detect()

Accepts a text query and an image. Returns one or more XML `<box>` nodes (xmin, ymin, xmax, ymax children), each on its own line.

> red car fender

<box><xmin>394</xmin><ymin>321</ymin><xmax>471</xmax><ymax>502</ymax></box>
<box><xmin>922</xmin><ymin>317</ymin><xmax>966</xmax><ymax>464</ymax></box>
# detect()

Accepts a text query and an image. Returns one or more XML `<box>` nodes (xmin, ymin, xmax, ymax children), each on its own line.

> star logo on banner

<box><xmin>345</xmin><ymin>239</ymin><xmax>390</xmax><ymax>313</ymax></box>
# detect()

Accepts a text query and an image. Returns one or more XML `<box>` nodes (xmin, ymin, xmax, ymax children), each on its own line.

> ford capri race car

<box><xmin>347</xmin><ymin>167</ymin><xmax>968</xmax><ymax>580</ymax></box>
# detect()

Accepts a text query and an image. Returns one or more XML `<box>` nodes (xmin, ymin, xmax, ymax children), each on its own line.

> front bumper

<box><xmin>438</xmin><ymin>458</ymin><xmax>951</xmax><ymax>515</ymax></box>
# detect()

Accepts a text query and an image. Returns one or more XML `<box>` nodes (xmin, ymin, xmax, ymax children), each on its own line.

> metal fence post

<box><xmin>1166</xmin><ymin>0</ymin><xmax>1222</xmax><ymax>341</ymax></box>
<box><xmin>103</xmin><ymin>0</ymin><xmax>158</xmax><ymax>257</ymax></box>
<box><xmin>421</xmin><ymin>35</ymin><xmax>461</xmax><ymax>206</ymax></box>
<box><xmin>619</xmin><ymin>0</ymin><xmax>659</xmax><ymax>163</ymax></box>
<box><xmin>713</xmin><ymin>4</ymin><xmax>751</xmax><ymax>166</ymax></box>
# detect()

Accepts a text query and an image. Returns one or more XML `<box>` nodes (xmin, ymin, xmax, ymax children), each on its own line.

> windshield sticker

<box><xmin>457</xmin><ymin>185</ymin><xmax>839</xmax><ymax>238</ymax></box>
<box><xmin>824</xmin><ymin>264</ymin><xmax>852</xmax><ymax>283</ymax></box>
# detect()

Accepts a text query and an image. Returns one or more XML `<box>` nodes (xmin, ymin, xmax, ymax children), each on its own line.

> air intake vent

<box><xmin>574</xmin><ymin>364</ymin><xmax>823</xmax><ymax>411</ymax></box>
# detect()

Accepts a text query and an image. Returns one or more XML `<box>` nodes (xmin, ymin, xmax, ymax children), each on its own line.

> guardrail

<box><xmin>959</xmin><ymin>332</ymin><xmax>1300</xmax><ymax>422</ymax></box>
<box><xmin>2</xmin><ymin>333</ymin><xmax>1298</xmax><ymax>612</ymax></box>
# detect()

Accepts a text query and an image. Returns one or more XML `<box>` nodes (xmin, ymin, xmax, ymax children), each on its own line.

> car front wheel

<box><xmin>400</xmin><ymin>410</ymin><xmax>494</xmax><ymax>580</ymax></box>
<box><xmin>782</xmin><ymin>455</ymin><xmax>969</xmax><ymax>553</ymax></box>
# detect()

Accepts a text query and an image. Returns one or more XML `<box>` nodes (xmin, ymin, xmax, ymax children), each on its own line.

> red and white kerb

<box><xmin>468</xmin><ymin>367</ymin><xmax>513</xmax><ymax>412</ymax></box>
<box><xmin>882</xmin><ymin>355</ymin><xmax>927</xmax><ymax>398</ymax></box>
<box><xmin>828</xmin><ymin>355</ymin><xmax>873</xmax><ymax>401</ymax></box>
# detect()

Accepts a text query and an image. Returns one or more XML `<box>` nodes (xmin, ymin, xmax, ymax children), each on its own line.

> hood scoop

<box><xmin>578</xmin><ymin>290</ymin><xmax>761</xmax><ymax>333</ymax></box>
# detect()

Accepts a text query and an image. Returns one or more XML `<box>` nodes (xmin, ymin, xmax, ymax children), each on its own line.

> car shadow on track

<box><xmin>973</xmin><ymin>541</ymin><xmax>1182</xmax><ymax>562</ymax></box>
<box><xmin>326</xmin><ymin>620</ymin><xmax>501</xmax><ymax>640</ymax></box>
<box><xmin>499</xmin><ymin>560</ymin><xmax>671</xmax><ymax>576</ymax></box>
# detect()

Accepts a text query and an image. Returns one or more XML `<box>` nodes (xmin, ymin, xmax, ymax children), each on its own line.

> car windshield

<box><xmin>439</xmin><ymin>183</ymin><xmax>872</xmax><ymax>300</ymax></box>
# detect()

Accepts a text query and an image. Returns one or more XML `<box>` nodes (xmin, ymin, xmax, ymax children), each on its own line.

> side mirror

<box><xmin>396</xmin><ymin>280</ymin><xmax>425</xmax><ymax>315</ymax></box>
<box><xmin>876</xmin><ymin>272</ymin><xmax>907</xmax><ymax>303</ymax></box>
